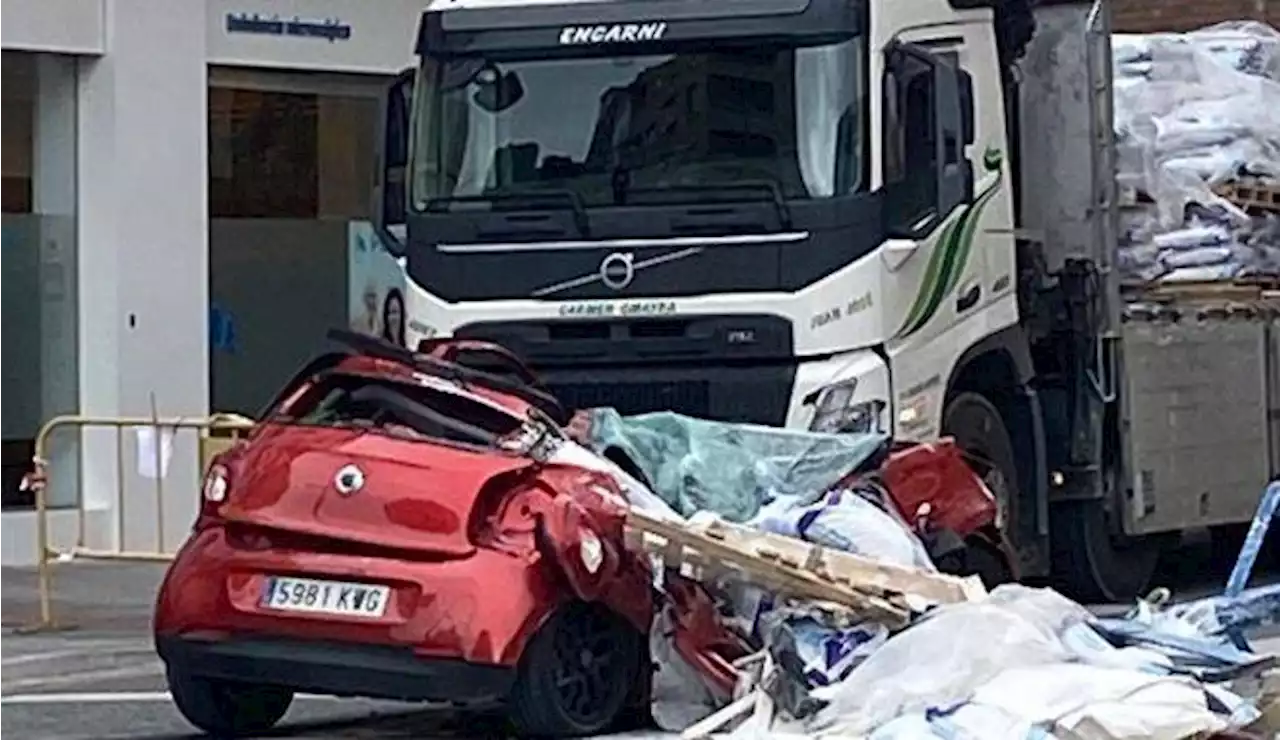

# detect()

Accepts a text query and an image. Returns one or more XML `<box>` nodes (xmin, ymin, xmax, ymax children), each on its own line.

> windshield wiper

<box><xmin>623</xmin><ymin>180</ymin><xmax>792</xmax><ymax>230</ymax></box>
<box><xmin>424</xmin><ymin>190</ymin><xmax>591</xmax><ymax>239</ymax></box>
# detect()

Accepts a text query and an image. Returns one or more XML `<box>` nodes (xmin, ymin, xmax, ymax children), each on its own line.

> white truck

<box><xmin>369</xmin><ymin>0</ymin><xmax>1280</xmax><ymax>600</ymax></box>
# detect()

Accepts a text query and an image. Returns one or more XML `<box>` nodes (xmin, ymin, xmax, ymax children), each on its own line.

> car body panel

<box><xmin>154</xmin><ymin>525</ymin><xmax>564</xmax><ymax>666</ymax></box>
<box><xmin>218</xmin><ymin>423</ymin><xmax>536</xmax><ymax>557</ymax></box>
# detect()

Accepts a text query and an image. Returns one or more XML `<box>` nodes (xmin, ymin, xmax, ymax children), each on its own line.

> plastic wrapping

<box><xmin>649</xmin><ymin>605</ymin><xmax>726</xmax><ymax>731</ymax></box>
<box><xmin>961</xmin><ymin>665</ymin><xmax>1227</xmax><ymax>739</ymax></box>
<box><xmin>587</xmin><ymin>409</ymin><xmax>889</xmax><ymax>522</ymax></box>
<box><xmin>751</xmin><ymin>485</ymin><xmax>936</xmax><ymax>570</ymax></box>
<box><xmin>804</xmin><ymin>583</ymin><xmax>1259</xmax><ymax>738</ymax></box>
<box><xmin>808</xmin><ymin>585</ymin><xmax>1093</xmax><ymax>735</ymax></box>
<box><xmin>1114</xmin><ymin>21</ymin><xmax>1280</xmax><ymax>286</ymax></box>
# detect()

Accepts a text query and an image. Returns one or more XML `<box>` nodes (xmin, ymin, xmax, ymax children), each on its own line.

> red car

<box><xmin>154</xmin><ymin>332</ymin><xmax>656</xmax><ymax>737</ymax></box>
<box><xmin>155</xmin><ymin>331</ymin><xmax>1005</xmax><ymax>737</ymax></box>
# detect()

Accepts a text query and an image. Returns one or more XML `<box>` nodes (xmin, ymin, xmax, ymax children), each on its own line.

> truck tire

<box><xmin>942</xmin><ymin>392</ymin><xmax>1018</xmax><ymax>587</ymax></box>
<box><xmin>1050</xmin><ymin>499</ymin><xmax>1161</xmax><ymax>604</ymax></box>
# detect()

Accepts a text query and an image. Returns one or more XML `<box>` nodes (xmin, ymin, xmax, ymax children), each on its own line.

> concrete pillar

<box><xmin>77</xmin><ymin>0</ymin><xmax>209</xmax><ymax>553</ymax></box>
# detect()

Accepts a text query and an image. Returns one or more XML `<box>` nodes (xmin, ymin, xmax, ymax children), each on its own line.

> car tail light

<box><xmin>195</xmin><ymin>463</ymin><xmax>231</xmax><ymax>531</ymax></box>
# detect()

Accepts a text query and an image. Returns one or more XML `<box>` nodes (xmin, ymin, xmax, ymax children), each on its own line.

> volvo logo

<box><xmin>531</xmin><ymin>245</ymin><xmax>704</xmax><ymax>297</ymax></box>
<box><xmin>334</xmin><ymin>464</ymin><xmax>365</xmax><ymax>496</ymax></box>
<box><xmin>599</xmin><ymin>252</ymin><xmax>636</xmax><ymax>291</ymax></box>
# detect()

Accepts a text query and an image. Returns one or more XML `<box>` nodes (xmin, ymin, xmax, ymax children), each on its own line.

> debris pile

<box><xmin>1113</xmin><ymin>21</ymin><xmax>1280</xmax><ymax>287</ymax></box>
<box><xmin>568</xmin><ymin>410</ymin><xmax>1280</xmax><ymax>739</ymax></box>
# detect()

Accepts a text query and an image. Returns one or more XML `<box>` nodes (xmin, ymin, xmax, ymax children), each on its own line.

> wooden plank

<box><xmin>689</xmin><ymin>512</ymin><xmax>982</xmax><ymax>604</ymax></box>
<box><xmin>629</xmin><ymin>519</ymin><xmax>910</xmax><ymax>625</ymax></box>
<box><xmin>626</xmin><ymin>509</ymin><xmax>984</xmax><ymax>625</ymax></box>
<box><xmin>1128</xmin><ymin>280</ymin><xmax>1280</xmax><ymax>309</ymax></box>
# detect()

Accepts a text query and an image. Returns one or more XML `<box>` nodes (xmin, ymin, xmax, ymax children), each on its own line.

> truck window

<box><xmin>882</xmin><ymin>52</ymin><xmax>936</xmax><ymax>233</ymax></box>
<box><xmin>409</xmin><ymin>37</ymin><xmax>868</xmax><ymax>208</ymax></box>
<box><xmin>882</xmin><ymin>45</ymin><xmax>972</xmax><ymax>237</ymax></box>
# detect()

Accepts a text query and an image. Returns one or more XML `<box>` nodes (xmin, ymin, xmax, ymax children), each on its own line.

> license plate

<box><xmin>261</xmin><ymin>576</ymin><xmax>390</xmax><ymax>619</ymax></box>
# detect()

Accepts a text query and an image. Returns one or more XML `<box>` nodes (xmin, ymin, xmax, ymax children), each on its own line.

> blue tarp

<box><xmin>587</xmin><ymin>408</ymin><xmax>890</xmax><ymax>523</ymax></box>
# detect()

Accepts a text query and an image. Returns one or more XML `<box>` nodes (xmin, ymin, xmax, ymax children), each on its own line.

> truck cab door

<box><xmin>883</xmin><ymin>42</ymin><xmax>978</xmax><ymax>338</ymax></box>
<box><xmin>373</xmin><ymin>67</ymin><xmax>414</xmax><ymax>255</ymax></box>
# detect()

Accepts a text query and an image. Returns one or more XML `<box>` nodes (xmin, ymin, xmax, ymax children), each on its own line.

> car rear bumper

<box><xmin>154</xmin><ymin>526</ymin><xmax>561</xmax><ymax>667</ymax></box>
<box><xmin>156</xmin><ymin>634</ymin><xmax>516</xmax><ymax>704</ymax></box>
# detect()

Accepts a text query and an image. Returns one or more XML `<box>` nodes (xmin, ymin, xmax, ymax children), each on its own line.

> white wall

<box><xmin>206</xmin><ymin>0</ymin><xmax>422</xmax><ymax>73</ymax></box>
<box><xmin>75</xmin><ymin>0</ymin><xmax>210</xmax><ymax>556</ymax></box>
<box><xmin>1</xmin><ymin>0</ymin><xmax>106</xmax><ymax>55</ymax></box>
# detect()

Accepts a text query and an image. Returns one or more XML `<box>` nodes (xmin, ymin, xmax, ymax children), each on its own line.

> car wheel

<box><xmin>167</xmin><ymin>668</ymin><xmax>293</xmax><ymax>737</ymax></box>
<box><xmin>508</xmin><ymin>602</ymin><xmax>643</xmax><ymax>737</ymax></box>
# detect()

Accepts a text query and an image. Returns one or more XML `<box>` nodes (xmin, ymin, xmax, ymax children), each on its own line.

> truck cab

<box><xmin>374</xmin><ymin>0</ymin><xmax>1279</xmax><ymax>602</ymax></box>
<box><xmin>374</xmin><ymin>0</ymin><xmax>1021</xmax><ymax>424</ymax></box>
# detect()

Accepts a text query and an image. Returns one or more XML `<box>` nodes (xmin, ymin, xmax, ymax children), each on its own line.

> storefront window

<box><xmin>207</xmin><ymin>74</ymin><xmax>382</xmax><ymax>416</ymax></box>
<box><xmin>1</xmin><ymin>55</ymin><xmax>33</xmax><ymax>215</ymax></box>
<box><xmin>2</xmin><ymin>51</ymin><xmax>81</xmax><ymax>510</ymax></box>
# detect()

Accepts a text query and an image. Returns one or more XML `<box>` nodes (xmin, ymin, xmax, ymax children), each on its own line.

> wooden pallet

<box><xmin>1127</xmin><ymin>278</ymin><xmax>1280</xmax><ymax>304</ymax></box>
<box><xmin>1214</xmin><ymin>179</ymin><xmax>1280</xmax><ymax>214</ymax></box>
<box><xmin>624</xmin><ymin>509</ymin><xmax>986</xmax><ymax>629</ymax></box>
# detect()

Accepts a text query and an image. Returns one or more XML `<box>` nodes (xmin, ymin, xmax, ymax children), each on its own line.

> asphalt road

<box><xmin>2</xmin><ymin>534</ymin><xmax>1275</xmax><ymax>740</ymax></box>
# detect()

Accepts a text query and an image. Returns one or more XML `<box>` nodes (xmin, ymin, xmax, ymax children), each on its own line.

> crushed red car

<box><xmin>153</xmin><ymin>330</ymin><xmax>1006</xmax><ymax>737</ymax></box>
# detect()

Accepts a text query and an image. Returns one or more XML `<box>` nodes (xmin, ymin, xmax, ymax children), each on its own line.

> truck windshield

<box><xmin>409</xmin><ymin>37</ymin><xmax>865</xmax><ymax>210</ymax></box>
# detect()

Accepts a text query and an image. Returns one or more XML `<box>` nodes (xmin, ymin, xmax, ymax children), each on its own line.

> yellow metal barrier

<box><xmin>23</xmin><ymin>413</ymin><xmax>255</xmax><ymax>632</ymax></box>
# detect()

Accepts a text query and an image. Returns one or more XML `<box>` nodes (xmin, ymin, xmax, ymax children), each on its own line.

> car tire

<box><xmin>167</xmin><ymin>668</ymin><xmax>293</xmax><ymax>738</ymax></box>
<box><xmin>508</xmin><ymin>602</ymin><xmax>643</xmax><ymax>737</ymax></box>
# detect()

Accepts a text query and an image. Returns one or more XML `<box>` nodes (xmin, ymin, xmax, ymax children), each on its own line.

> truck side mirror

<box><xmin>373</xmin><ymin>66</ymin><xmax>415</xmax><ymax>256</ymax></box>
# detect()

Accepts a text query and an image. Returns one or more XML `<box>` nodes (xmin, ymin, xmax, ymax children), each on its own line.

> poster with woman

<box><xmin>347</xmin><ymin>221</ymin><xmax>408</xmax><ymax>347</ymax></box>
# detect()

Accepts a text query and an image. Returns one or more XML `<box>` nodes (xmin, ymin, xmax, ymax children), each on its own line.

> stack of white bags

<box><xmin>1113</xmin><ymin>21</ymin><xmax>1280</xmax><ymax>286</ymax></box>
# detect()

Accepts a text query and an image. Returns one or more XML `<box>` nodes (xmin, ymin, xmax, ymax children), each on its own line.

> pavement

<box><xmin>0</xmin><ymin>562</ymin><xmax>471</xmax><ymax>739</ymax></box>
<box><xmin>2</xmin><ymin>542</ymin><xmax>1278</xmax><ymax>739</ymax></box>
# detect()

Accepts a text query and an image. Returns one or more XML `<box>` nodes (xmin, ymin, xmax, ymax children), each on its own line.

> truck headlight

<box><xmin>806</xmin><ymin>380</ymin><xmax>887</xmax><ymax>434</ymax></box>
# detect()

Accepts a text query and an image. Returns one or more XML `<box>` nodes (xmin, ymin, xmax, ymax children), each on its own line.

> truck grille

<box><xmin>548</xmin><ymin>380</ymin><xmax>711</xmax><ymax>418</ymax></box>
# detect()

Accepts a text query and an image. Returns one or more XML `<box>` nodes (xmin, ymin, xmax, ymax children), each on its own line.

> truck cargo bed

<box><xmin>1120</xmin><ymin>301</ymin><xmax>1280</xmax><ymax>535</ymax></box>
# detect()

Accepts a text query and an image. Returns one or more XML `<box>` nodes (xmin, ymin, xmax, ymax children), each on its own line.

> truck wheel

<box><xmin>1050</xmin><ymin>499</ymin><xmax>1161</xmax><ymax>604</ymax></box>
<box><xmin>508</xmin><ymin>602</ymin><xmax>643</xmax><ymax>737</ymax></box>
<box><xmin>942</xmin><ymin>392</ymin><xmax>1019</xmax><ymax>587</ymax></box>
<box><xmin>167</xmin><ymin>669</ymin><xmax>293</xmax><ymax>737</ymax></box>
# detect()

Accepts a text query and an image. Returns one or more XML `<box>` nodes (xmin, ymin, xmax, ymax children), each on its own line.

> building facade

<box><xmin>1</xmin><ymin>0</ymin><xmax>424</xmax><ymax>564</ymax></box>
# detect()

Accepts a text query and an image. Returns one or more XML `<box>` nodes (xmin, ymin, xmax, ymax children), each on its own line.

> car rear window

<box><xmin>277</xmin><ymin>371</ymin><xmax>524</xmax><ymax>449</ymax></box>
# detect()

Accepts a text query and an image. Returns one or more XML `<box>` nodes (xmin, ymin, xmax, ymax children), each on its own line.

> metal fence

<box><xmin>22</xmin><ymin>413</ymin><xmax>255</xmax><ymax>631</ymax></box>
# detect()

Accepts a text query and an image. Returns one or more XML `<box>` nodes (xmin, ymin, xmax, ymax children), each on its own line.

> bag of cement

<box><xmin>772</xmin><ymin>616</ymin><xmax>889</xmax><ymax>689</ymax></box>
<box><xmin>809</xmin><ymin>585</ymin><xmax>1091</xmax><ymax>735</ymax></box>
<box><xmin>1152</xmin><ymin>224</ymin><xmax>1230</xmax><ymax>249</ymax></box>
<box><xmin>1161</xmin><ymin>263</ymin><xmax>1242</xmax><ymax>282</ymax></box>
<box><xmin>1162</xmin><ymin>245</ymin><xmax>1235</xmax><ymax>269</ymax></box>
<box><xmin>751</xmin><ymin>486</ymin><xmax>935</xmax><ymax>570</ymax></box>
